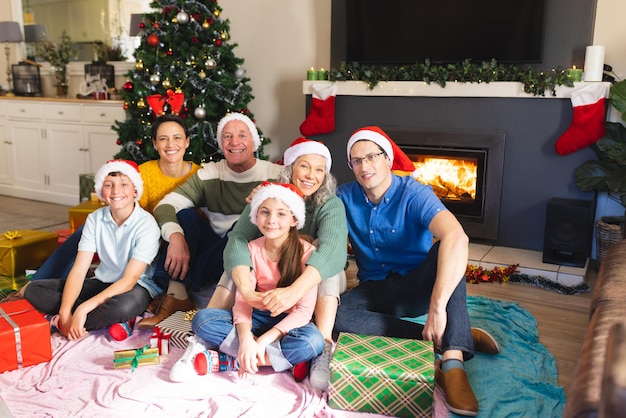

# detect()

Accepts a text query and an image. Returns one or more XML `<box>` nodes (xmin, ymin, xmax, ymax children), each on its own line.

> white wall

<box><xmin>219</xmin><ymin>0</ymin><xmax>331</xmax><ymax>160</ymax></box>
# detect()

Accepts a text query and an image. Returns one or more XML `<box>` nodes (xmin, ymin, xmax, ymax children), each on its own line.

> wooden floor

<box><xmin>346</xmin><ymin>260</ymin><xmax>594</xmax><ymax>398</ymax></box>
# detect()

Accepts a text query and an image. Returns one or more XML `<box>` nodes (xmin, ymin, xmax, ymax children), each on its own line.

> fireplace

<box><xmin>387</xmin><ymin>129</ymin><xmax>505</xmax><ymax>242</ymax></box>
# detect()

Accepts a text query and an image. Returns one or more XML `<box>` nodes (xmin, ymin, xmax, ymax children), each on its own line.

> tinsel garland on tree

<box><xmin>331</xmin><ymin>59</ymin><xmax>574</xmax><ymax>97</ymax></box>
<box><xmin>113</xmin><ymin>0</ymin><xmax>270</xmax><ymax>165</ymax></box>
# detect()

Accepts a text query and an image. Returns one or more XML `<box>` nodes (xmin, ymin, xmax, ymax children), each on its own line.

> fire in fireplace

<box><xmin>387</xmin><ymin>129</ymin><xmax>505</xmax><ymax>242</ymax></box>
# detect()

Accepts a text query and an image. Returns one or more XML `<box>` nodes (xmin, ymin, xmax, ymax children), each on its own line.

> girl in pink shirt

<box><xmin>169</xmin><ymin>182</ymin><xmax>325</xmax><ymax>383</ymax></box>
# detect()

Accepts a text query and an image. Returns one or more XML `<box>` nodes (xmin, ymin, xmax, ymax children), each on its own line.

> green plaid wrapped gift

<box><xmin>328</xmin><ymin>332</ymin><xmax>434</xmax><ymax>418</ymax></box>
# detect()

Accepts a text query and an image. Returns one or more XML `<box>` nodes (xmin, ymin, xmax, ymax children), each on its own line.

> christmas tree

<box><xmin>113</xmin><ymin>0</ymin><xmax>270</xmax><ymax>164</ymax></box>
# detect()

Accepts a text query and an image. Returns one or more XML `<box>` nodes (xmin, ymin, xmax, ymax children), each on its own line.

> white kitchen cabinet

<box><xmin>0</xmin><ymin>98</ymin><xmax>125</xmax><ymax>205</ymax></box>
<box><xmin>0</xmin><ymin>100</ymin><xmax>11</xmax><ymax>185</ymax></box>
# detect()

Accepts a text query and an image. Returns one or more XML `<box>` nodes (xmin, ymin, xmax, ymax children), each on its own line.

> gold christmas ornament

<box><xmin>202</xmin><ymin>20</ymin><xmax>210</xmax><ymax>29</ymax></box>
<box><xmin>220</xmin><ymin>32</ymin><xmax>228</xmax><ymax>40</ymax></box>
<box><xmin>213</xmin><ymin>10</ymin><xmax>220</xmax><ymax>18</ymax></box>
<box><xmin>137</xmin><ymin>98</ymin><xmax>146</xmax><ymax>109</ymax></box>
<box><xmin>135</xmin><ymin>60</ymin><xmax>144</xmax><ymax>70</ymax></box>
<box><xmin>150</xmin><ymin>73</ymin><xmax>161</xmax><ymax>85</ymax></box>
<box><xmin>205</xmin><ymin>58</ymin><xmax>216</xmax><ymax>69</ymax></box>
<box><xmin>162</xmin><ymin>78</ymin><xmax>172</xmax><ymax>89</ymax></box>
<box><xmin>198</xmin><ymin>70</ymin><xmax>206</xmax><ymax>79</ymax></box>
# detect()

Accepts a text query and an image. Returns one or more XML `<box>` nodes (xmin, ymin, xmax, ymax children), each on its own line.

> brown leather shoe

<box><xmin>146</xmin><ymin>292</ymin><xmax>167</xmax><ymax>314</ymax></box>
<box><xmin>435</xmin><ymin>362</ymin><xmax>478</xmax><ymax>416</ymax></box>
<box><xmin>471</xmin><ymin>327</ymin><xmax>501</xmax><ymax>355</ymax></box>
<box><xmin>137</xmin><ymin>295</ymin><xmax>196</xmax><ymax>329</ymax></box>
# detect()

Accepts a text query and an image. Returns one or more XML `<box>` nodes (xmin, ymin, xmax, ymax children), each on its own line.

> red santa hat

<box><xmin>94</xmin><ymin>159</ymin><xmax>143</xmax><ymax>201</ymax></box>
<box><xmin>250</xmin><ymin>182</ymin><xmax>306</xmax><ymax>229</ymax></box>
<box><xmin>216</xmin><ymin>112</ymin><xmax>261</xmax><ymax>151</ymax></box>
<box><xmin>346</xmin><ymin>126</ymin><xmax>416</xmax><ymax>172</ymax></box>
<box><xmin>283</xmin><ymin>137</ymin><xmax>332</xmax><ymax>171</ymax></box>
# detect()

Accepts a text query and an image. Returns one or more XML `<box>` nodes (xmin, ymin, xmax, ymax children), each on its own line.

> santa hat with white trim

<box><xmin>249</xmin><ymin>182</ymin><xmax>306</xmax><ymax>229</ymax></box>
<box><xmin>94</xmin><ymin>159</ymin><xmax>143</xmax><ymax>202</ymax></box>
<box><xmin>283</xmin><ymin>137</ymin><xmax>332</xmax><ymax>171</ymax></box>
<box><xmin>346</xmin><ymin>126</ymin><xmax>416</xmax><ymax>171</ymax></box>
<box><xmin>216</xmin><ymin>112</ymin><xmax>261</xmax><ymax>151</ymax></box>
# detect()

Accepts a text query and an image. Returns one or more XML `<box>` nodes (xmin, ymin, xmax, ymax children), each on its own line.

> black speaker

<box><xmin>542</xmin><ymin>198</ymin><xmax>594</xmax><ymax>267</ymax></box>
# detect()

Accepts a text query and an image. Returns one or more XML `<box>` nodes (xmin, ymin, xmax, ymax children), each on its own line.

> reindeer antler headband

<box><xmin>146</xmin><ymin>89</ymin><xmax>185</xmax><ymax>116</ymax></box>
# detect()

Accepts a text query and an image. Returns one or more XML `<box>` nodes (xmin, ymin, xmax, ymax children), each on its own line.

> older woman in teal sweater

<box><xmin>203</xmin><ymin>138</ymin><xmax>348</xmax><ymax>390</ymax></box>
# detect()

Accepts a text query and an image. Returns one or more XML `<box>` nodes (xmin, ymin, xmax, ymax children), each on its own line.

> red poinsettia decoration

<box><xmin>465</xmin><ymin>264</ymin><xmax>519</xmax><ymax>284</ymax></box>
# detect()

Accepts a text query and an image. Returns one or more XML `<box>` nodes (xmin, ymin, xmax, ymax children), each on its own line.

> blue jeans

<box><xmin>30</xmin><ymin>226</ymin><xmax>83</xmax><ymax>280</ymax></box>
<box><xmin>152</xmin><ymin>209</ymin><xmax>228</xmax><ymax>292</ymax></box>
<box><xmin>192</xmin><ymin>308</ymin><xmax>325</xmax><ymax>372</ymax></box>
<box><xmin>24</xmin><ymin>277</ymin><xmax>151</xmax><ymax>330</ymax></box>
<box><xmin>334</xmin><ymin>241</ymin><xmax>475</xmax><ymax>361</ymax></box>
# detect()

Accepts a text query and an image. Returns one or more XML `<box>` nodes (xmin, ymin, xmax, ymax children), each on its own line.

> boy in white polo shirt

<box><xmin>24</xmin><ymin>160</ymin><xmax>161</xmax><ymax>341</ymax></box>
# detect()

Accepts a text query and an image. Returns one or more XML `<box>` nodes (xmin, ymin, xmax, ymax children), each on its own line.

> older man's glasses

<box><xmin>348</xmin><ymin>152</ymin><xmax>385</xmax><ymax>169</ymax></box>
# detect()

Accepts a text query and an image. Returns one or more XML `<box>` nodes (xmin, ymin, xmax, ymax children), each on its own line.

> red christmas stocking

<box><xmin>300</xmin><ymin>84</ymin><xmax>337</xmax><ymax>136</ymax></box>
<box><xmin>555</xmin><ymin>83</ymin><xmax>610</xmax><ymax>155</ymax></box>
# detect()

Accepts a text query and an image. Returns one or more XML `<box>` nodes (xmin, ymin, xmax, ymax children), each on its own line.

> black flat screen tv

<box><xmin>331</xmin><ymin>0</ymin><xmax>547</xmax><ymax>66</ymax></box>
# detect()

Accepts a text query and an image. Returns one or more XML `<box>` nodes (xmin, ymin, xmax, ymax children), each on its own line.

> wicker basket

<box><xmin>596</xmin><ymin>216</ymin><xmax>625</xmax><ymax>264</ymax></box>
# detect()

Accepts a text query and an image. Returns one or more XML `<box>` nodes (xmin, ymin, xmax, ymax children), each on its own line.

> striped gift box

<box><xmin>328</xmin><ymin>333</ymin><xmax>434</xmax><ymax>418</ymax></box>
<box><xmin>155</xmin><ymin>310</ymin><xmax>195</xmax><ymax>350</ymax></box>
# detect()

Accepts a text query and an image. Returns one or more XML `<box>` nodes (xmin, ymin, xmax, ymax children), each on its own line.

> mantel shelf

<box><xmin>302</xmin><ymin>80</ymin><xmax>610</xmax><ymax>99</ymax></box>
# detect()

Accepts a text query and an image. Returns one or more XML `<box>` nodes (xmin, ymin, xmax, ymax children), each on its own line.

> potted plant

<box><xmin>34</xmin><ymin>31</ymin><xmax>74</xmax><ymax>97</ymax></box>
<box><xmin>575</xmin><ymin>79</ymin><xmax>626</xmax><ymax>261</ymax></box>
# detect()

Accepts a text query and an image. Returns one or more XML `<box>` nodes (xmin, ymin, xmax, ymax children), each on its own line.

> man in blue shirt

<box><xmin>335</xmin><ymin>126</ymin><xmax>500</xmax><ymax>417</ymax></box>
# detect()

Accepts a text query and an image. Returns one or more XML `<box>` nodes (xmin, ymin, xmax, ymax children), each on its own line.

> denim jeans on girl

<box><xmin>192</xmin><ymin>307</ymin><xmax>325</xmax><ymax>372</ymax></box>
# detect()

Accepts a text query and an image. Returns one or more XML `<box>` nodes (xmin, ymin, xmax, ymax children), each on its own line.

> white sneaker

<box><xmin>170</xmin><ymin>335</ymin><xmax>208</xmax><ymax>383</ymax></box>
<box><xmin>309</xmin><ymin>342</ymin><xmax>333</xmax><ymax>390</ymax></box>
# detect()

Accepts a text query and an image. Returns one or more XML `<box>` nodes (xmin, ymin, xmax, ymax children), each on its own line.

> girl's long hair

<box><xmin>277</xmin><ymin>228</ymin><xmax>312</xmax><ymax>288</ymax></box>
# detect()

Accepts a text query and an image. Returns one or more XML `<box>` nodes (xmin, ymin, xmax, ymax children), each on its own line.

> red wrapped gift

<box><xmin>0</xmin><ymin>300</ymin><xmax>52</xmax><ymax>373</ymax></box>
<box><xmin>149</xmin><ymin>327</ymin><xmax>171</xmax><ymax>355</ymax></box>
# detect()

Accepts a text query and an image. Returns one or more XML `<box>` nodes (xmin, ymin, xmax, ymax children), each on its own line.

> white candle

<box><xmin>584</xmin><ymin>46</ymin><xmax>605</xmax><ymax>82</ymax></box>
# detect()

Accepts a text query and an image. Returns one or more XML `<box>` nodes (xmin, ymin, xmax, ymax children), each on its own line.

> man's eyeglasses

<box><xmin>348</xmin><ymin>152</ymin><xmax>386</xmax><ymax>169</ymax></box>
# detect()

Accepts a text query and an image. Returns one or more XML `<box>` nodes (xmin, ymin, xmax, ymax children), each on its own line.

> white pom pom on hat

<box><xmin>216</xmin><ymin>112</ymin><xmax>261</xmax><ymax>152</ymax></box>
<box><xmin>282</xmin><ymin>137</ymin><xmax>332</xmax><ymax>171</ymax></box>
<box><xmin>249</xmin><ymin>182</ymin><xmax>306</xmax><ymax>229</ymax></box>
<box><xmin>94</xmin><ymin>159</ymin><xmax>143</xmax><ymax>202</ymax></box>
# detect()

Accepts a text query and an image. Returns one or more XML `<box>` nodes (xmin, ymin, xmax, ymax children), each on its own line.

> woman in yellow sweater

<box><xmin>139</xmin><ymin>114</ymin><xmax>201</xmax><ymax>214</ymax></box>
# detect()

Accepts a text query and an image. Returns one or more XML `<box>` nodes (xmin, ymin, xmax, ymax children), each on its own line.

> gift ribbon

<box><xmin>146</xmin><ymin>90</ymin><xmax>184</xmax><ymax>116</ymax></box>
<box><xmin>150</xmin><ymin>326</ymin><xmax>171</xmax><ymax>355</ymax></box>
<box><xmin>4</xmin><ymin>230</ymin><xmax>22</xmax><ymax>240</ymax></box>
<box><xmin>113</xmin><ymin>344</ymin><xmax>158</xmax><ymax>372</ymax></box>
<box><xmin>0</xmin><ymin>306</ymin><xmax>28</xmax><ymax>369</ymax></box>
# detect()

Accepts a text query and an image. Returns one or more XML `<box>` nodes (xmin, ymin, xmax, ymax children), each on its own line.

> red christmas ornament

<box><xmin>116</xmin><ymin>139</ymin><xmax>122</xmax><ymax>145</ymax></box>
<box><xmin>123</xmin><ymin>81</ymin><xmax>134</xmax><ymax>92</ymax></box>
<box><xmin>152</xmin><ymin>22</ymin><xmax>159</xmax><ymax>29</ymax></box>
<box><xmin>123</xmin><ymin>102</ymin><xmax>129</xmax><ymax>110</ymax></box>
<box><xmin>147</xmin><ymin>33</ymin><xmax>159</xmax><ymax>47</ymax></box>
<box><xmin>192</xmin><ymin>13</ymin><xmax>201</xmax><ymax>21</ymax></box>
<box><xmin>167</xmin><ymin>48</ymin><xmax>173</xmax><ymax>56</ymax></box>
<box><xmin>191</xmin><ymin>36</ymin><xmax>199</xmax><ymax>44</ymax></box>
<box><xmin>136</xmin><ymin>139</ymin><xmax>143</xmax><ymax>145</ymax></box>
<box><xmin>139</xmin><ymin>22</ymin><xmax>145</xmax><ymax>29</ymax></box>
<box><xmin>215</xmin><ymin>39</ymin><xmax>222</xmax><ymax>47</ymax></box>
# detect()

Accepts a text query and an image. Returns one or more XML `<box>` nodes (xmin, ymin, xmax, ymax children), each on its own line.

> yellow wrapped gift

<box><xmin>113</xmin><ymin>345</ymin><xmax>160</xmax><ymax>371</ymax></box>
<box><xmin>68</xmin><ymin>201</ymin><xmax>106</xmax><ymax>232</ymax></box>
<box><xmin>0</xmin><ymin>230</ymin><xmax>58</xmax><ymax>278</ymax></box>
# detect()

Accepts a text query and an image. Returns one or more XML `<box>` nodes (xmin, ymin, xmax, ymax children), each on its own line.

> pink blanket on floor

<box><xmin>0</xmin><ymin>327</ymin><xmax>447</xmax><ymax>417</ymax></box>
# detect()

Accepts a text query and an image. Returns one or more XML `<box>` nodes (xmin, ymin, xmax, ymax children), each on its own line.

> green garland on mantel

<box><xmin>330</xmin><ymin>59</ymin><xmax>574</xmax><ymax>97</ymax></box>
